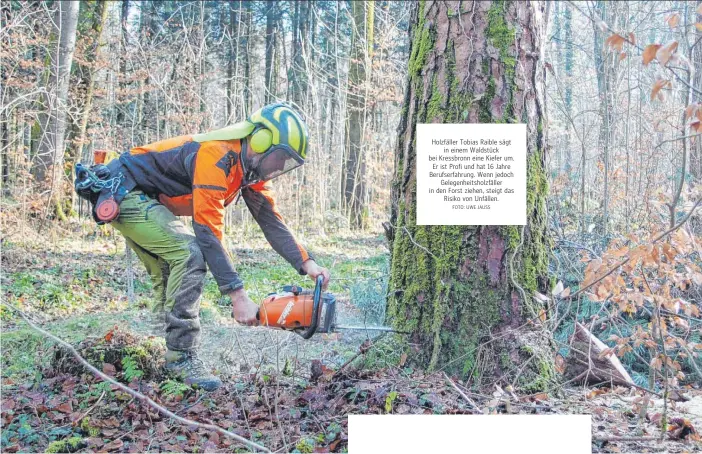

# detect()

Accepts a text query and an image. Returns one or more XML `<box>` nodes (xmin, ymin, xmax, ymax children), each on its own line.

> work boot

<box><xmin>164</xmin><ymin>349</ymin><xmax>222</xmax><ymax>391</ymax></box>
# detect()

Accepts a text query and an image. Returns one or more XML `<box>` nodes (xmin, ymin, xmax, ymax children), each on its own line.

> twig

<box><xmin>54</xmin><ymin>390</ymin><xmax>106</xmax><ymax>431</ymax></box>
<box><xmin>333</xmin><ymin>334</ymin><xmax>386</xmax><ymax>377</ymax></box>
<box><xmin>2</xmin><ymin>302</ymin><xmax>270</xmax><ymax>453</ymax></box>
<box><xmin>593</xmin><ymin>435</ymin><xmax>658</xmax><ymax>442</ymax></box>
<box><xmin>443</xmin><ymin>373</ymin><xmax>478</xmax><ymax>410</ymax></box>
<box><xmin>565</xmin><ymin>197</ymin><xmax>702</xmax><ymax>300</ymax></box>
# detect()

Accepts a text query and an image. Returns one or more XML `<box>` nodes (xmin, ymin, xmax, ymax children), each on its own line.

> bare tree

<box><xmin>33</xmin><ymin>1</ymin><xmax>80</xmax><ymax>220</ymax></box>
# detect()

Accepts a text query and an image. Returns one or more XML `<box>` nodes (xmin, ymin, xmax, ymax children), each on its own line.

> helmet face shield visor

<box><xmin>254</xmin><ymin>145</ymin><xmax>305</xmax><ymax>181</ymax></box>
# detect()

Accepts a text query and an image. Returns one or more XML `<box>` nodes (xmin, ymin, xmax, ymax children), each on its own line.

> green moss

<box><xmin>80</xmin><ymin>417</ymin><xmax>99</xmax><ymax>437</ymax></box>
<box><xmin>484</xmin><ymin>1</ymin><xmax>517</xmax><ymax>122</ymax></box>
<box><xmin>426</xmin><ymin>75</ymin><xmax>444</xmax><ymax>122</ymax></box>
<box><xmin>445</xmin><ymin>41</ymin><xmax>473</xmax><ymax>122</ymax></box>
<box><xmin>46</xmin><ymin>437</ymin><xmax>83</xmax><ymax>453</ymax></box>
<box><xmin>409</xmin><ymin>0</ymin><xmax>434</xmax><ymax>83</ymax></box>
<box><xmin>479</xmin><ymin>77</ymin><xmax>496</xmax><ymax>123</ymax></box>
<box><xmin>486</xmin><ymin>1</ymin><xmax>516</xmax><ymax>77</ymax></box>
<box><xmin>295</xmin><ymin>438</ymin><xmax>315</xmax><ymax>453</ymax></box>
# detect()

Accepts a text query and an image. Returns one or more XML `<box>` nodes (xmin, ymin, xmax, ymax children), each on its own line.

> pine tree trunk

<box><xmin>388</xmin><ymin>0</ymin><xmax>554</xmax><ymax>390</ymax></box>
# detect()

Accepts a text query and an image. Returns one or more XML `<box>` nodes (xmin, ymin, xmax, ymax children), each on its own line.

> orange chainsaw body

<box><xmin>259</xmin><ymin>292</ymin><xmax>314</xmax><ymax>330</ymax></box>
<box><xmin>257</xmin><ymin>278</ymin><xmax>336</xmax><ymax>338</ymax></box>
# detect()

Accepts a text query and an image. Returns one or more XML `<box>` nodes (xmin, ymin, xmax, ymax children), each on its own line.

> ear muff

<box><xmin>249</xmin><ymin>128</ymin><xmax>273</xmax><ymax>154</ymax></box>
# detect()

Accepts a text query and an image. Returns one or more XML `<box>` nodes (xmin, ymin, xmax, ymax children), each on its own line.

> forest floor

<box><xmin>1</xmin><ymin>218</ymin><xmax>701</xmax><ymax>453</ymax></box>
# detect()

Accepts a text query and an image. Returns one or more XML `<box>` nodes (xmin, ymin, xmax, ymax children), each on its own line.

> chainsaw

<box><xmin>257</xmin><ymin>275</ymin><xmax>405</xmax><ymax>338</ymax></box>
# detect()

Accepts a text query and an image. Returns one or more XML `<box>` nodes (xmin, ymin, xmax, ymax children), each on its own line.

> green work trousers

<box><xmin>112</xmin><ymin>190</ymin><xmax>205</xmax><ymax>351</ymax></box>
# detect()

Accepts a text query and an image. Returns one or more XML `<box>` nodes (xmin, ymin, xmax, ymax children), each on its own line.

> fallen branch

<box><xmin>593</xmin><ymin>435</ymin><xmax>659</xmax><ymax>442</ymax></box>
<box><xmin>2</xmin><ymin>302</ymin><xmax>270</xmax><ymax>453</ymax></box>
<box><xmin>443</xmin><ymin>373</ymin><xmax>479</xmax><ymax>410</ymax></box>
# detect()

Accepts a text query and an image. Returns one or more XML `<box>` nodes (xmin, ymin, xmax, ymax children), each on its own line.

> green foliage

<box><xmin>294</xmin><ymin>438</ymin><xmax>316</xmax><ymax>454</ymax></box>
<box><xmin>160</xmin><ymin>379</ymin><xmax>191</xmax><ymax>398</ymax></box>
<box><xmin>80</xmin><ymin>417</ymin><xmax>99</xmax><ymax>437</ymax></box>
<box><xmin>348</xmin><ymin>257</ymin><xmax>389</xmax><ymax>326</ymax></box>
<box><xmin>384</xmin><ymin>391</ymin><xmax>399</xmax><ymax>413</ymax></box>
<box><xmin>76</xmin><ymin>381</ymin><xmax>114</xmax><ymax>403</ymax></box>
<box><xmin>46</xmin><ymin>436</ymin><xmax>83</xmax><ymax>453</ymax></box>
<box><xmin>121</xmin><ymin>354</ymin><xmax>144</xmax><ymax>382</ymax></box>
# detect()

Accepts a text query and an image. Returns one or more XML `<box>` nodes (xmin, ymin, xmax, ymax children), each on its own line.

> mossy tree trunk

<box><xmin>388</xmin><ymin>0</ymin><xmax>555</xmax><ymax>391</ymax></box>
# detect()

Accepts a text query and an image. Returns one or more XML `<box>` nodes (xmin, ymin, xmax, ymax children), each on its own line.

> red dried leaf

<box><xmin>187</xmin><ymin>403</ymin><xmax>207</xmax><ymax>414</ymax></box>
<box><xmin>56</xmin><ymin>401</ymin><xmax>73</xmax><ymax>414</ymax></box>
<box><xmin>642</xmin><ymin>44</ymin><xmax>660</xmax><ymax>65</ymax></box>
<box><xmin>668</xmin><ymin>418</ymin><xmax>698</xmax><ymax>440</ymax></box>
<box><xmin>103</xmin><ymin>363</ymin><xmax>117</xmax><ymax>376</ymax></box>
<box><xmin>104</xmin><ymin>327</ymin><xmax>116</xmax><ymax>343</ymax></box>
<box><xmin>1</xmin><ymin>399</ymin><xmax>16</xmax><ymax>411</ymax></box>
<box><xmin>605</xmin><ymin>34</ymin><xmax>627</xmax><ymax>51</ymax></box>
<box><xmin>656</xmin><ymin>41</ymin><xmax>678</xmax><ymax>66</ymax></box>
<box><xmin>667</xmin><ymin>13</ymin><xmax>680</xmax><ymax>28</ymax></box>
<box><xmin>685</xmin><ymin>104</ymin><xmax>699</xmax><ymax>120</ymax></box>
<box><xmin>103</xmin><ymin>439</ymin><xmax>124</xmax><ymax>452</ymax></box>
<box><xmin>650</xmin><ymin>79</ymin><xmax>671</xmax><ymax>101</ymax></box>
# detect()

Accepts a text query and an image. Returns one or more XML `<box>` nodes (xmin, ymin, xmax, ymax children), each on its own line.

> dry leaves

<box><xmin>642</xmin><ymin>44</ymin><xmax>660</xmax><ymax>65</ymax></box>
<box><xmin>668</xmin><ymin>418</ymin><xmax>700</xmax><ymax>441</ymax></box>
<box><xmin>650</xmin><ymin>78</ymin><xmax>672</xmax><ymax>102</ymax></box>
<box><xmin>605</xmin><ymin>34</ymin><xmax>627</xmax><ymax>51</ymax></box>
<box><xmin>655</xmin><ymin>41</ymin><xmax>679</xmax><ymax>66</ymax></box>
<box><xmin>666</xmin><ymin>13</ymin><xmax>680</xmax><ymax>28</ymax></box>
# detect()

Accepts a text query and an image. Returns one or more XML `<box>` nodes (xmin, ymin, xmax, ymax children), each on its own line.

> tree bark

<box><xmin>33</xmin><ymin>1</ymin><xmax>80</xmax><ymax>216</ymax></box>
<box><xmin>344</xmin><ymin>1</ymin><xmax>374</xmax><ymax>230</ymax></box>
<box><xmin>76</xmin><ymin>0</ymin><xmax>109</xmax><ymax>163</ymax></box>
<box><xmin>691</xmin><ymin>1</ymin><xmax>702</xmax><ymax>179</ymax></box>
<box><xmin>116</xmin><ymin>0</ymin><xmax>129</xmax><ymax>149</ymax></box>
<box><xmin>264</xmin><ymin>2</ymin><xmax>278</xmax><ymax>104</ymax></box>
<box><xmin>388</xmin><ymin>1</ymin><xmax>554</xmax><ymax>390</ymax></box>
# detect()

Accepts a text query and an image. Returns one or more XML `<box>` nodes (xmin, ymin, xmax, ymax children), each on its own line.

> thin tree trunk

<box><xmin>344</xmin><ymin>1</ymin><xmax>374</xmax><ymax>230</ymax></box>
<box><xmin>33</xmin><ymin>1</ymin><xmax>80</xmax><ymax>221</ymax></box>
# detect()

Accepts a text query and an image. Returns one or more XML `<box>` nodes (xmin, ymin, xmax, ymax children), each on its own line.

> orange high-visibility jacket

<box><xmin>117</xmin><ymin>135</ymin><xmax>311</xmax><ymax>294</ymax></box>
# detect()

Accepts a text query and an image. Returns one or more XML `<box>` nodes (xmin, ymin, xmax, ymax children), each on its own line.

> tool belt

<box><xmin>74</xmin><ymin>159</ymin><xmax>136</xmax><ymax>225</ymax></box>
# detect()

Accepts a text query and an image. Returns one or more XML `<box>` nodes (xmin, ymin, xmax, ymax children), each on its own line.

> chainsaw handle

<box><xmin>299</xmin><ymin>275</ymin><xmax>325</xmax><ymax>339</ymax></box>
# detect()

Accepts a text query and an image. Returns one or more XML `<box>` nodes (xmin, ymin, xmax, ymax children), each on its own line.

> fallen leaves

<box><xmin>668</xmin><ymin>418</ymin><xmax>700</xmax><ymax>441</ymax></box>
<box><xmin>102</xmin><ymin>439</ymin><xmax>124</xmax><ymax>451</ymax></box>
<box><xmin>103</xmin><ymin>363</ymin><xmax>117</xmax><ymax>376</ymax></box>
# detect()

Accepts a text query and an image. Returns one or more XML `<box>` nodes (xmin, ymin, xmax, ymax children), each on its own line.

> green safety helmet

<box><xmin>193</xmin><ymin>103</ymin><xmax>309</xmax><ymax>182</ymax></box>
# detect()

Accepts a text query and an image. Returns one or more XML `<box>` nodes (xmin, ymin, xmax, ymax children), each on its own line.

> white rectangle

<box><xmin>416</xmin><ymin>123</ymin><xmax>527</xmax><ymax>225</ymax></box>
<box><xmin>348</xmin><ymin>415</ymin><xmax>591</xmax><ymax>454</ymax></box>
